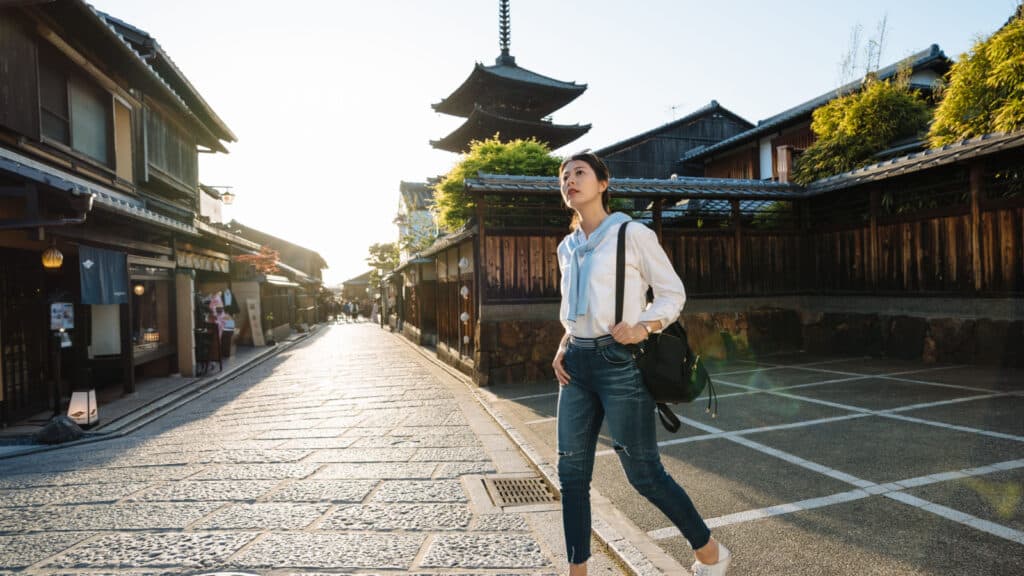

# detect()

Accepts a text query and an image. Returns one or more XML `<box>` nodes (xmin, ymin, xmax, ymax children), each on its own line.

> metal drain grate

<box><xmin>483</xmin><ymin>476</ymin><xmax>558</xmax><ymax>507</ymax></box>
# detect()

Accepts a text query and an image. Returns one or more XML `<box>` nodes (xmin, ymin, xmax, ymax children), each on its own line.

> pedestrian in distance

<box><xmin>551</xmin><ymin>151</ymin><xmax>731</xmax><ymax>576</ymax></box>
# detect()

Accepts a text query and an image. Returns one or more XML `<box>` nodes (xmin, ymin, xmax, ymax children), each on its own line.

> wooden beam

<box><xmin>732</xmin><ymin>199</ymin><xmax>742</xmax><ymax>291</ymax></box>
<box><xmin>52</xmin><ymin>227</ymin><xmax>173</xmax><ymax>256</ymax></box>
<box><xmin>475</xmin><ymin>192</ymin><xmax>487</xmax><ymax>307</ymax></box>
<box><xmin>970</xmin><ymin>162</ymin><xmax>985</xmax><ymax>292</ymax></box>
<box><xmin>869</xmin><ymin>189</ymin><xmax>880</xmax><ymax>289</ymax></box>
<box><xmin>652</xmin><ymin>199</ymin><xmax>663</xmax><ymax>243</ymax></box>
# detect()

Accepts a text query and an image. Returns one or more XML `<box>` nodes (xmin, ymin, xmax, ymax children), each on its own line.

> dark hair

<box><xmin>560</xmin><ymin>151</ymin><xmax>612</xmax><ymax>231</ymax></box>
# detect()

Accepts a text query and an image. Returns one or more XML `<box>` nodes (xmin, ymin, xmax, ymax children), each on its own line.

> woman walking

<box><xmin>552</xmin><ymin>152</ymin><xmax>731</xmax><ymax>576</ymax></box>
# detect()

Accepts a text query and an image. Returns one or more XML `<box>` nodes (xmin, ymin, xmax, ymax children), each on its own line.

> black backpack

<box><xmin>615</xmin><ymin>222</ymin><xmax>717</xmax><ymax>432</ymax></box>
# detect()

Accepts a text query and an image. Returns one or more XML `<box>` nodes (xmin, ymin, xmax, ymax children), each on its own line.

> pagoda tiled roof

<box><xmin>433</xmin><ymin>60</ymin><xmax>586</xmax><ymax>119</ymax></box>
<box><xmin>431</xmin><ymin>105</ymin><xmax>591</xmax><ymax>153</ymax></box>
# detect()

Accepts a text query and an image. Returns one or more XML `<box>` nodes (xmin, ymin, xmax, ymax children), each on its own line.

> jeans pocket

<box><xmin>599</xmin><ymin>343</ymin><xmax>635</xmax><ymax>365</ymax></box>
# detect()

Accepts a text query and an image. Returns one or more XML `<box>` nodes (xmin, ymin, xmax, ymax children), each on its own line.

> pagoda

<box><xmin>431</xmin><ymin>0</ymin><xmax>590</xmax><ymax>153</ymax></box>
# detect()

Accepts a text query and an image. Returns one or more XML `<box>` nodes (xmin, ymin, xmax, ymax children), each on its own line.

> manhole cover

<box><xmin>483</xmin><ymin>476</ymin><xmax>558</xmax><ymax>507</ymax></box>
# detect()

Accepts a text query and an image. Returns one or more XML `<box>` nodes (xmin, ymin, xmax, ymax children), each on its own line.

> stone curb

<box><xmin>0</xmin><ymin>327</ymin><xmax>320</xmax><ymax>461</ymax></box>
<box><xmin>393</xmin><ymin>331</ymin><xmax>688</xmax><ymax>576</ymax></box>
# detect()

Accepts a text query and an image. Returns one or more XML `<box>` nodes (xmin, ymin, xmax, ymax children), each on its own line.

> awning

<box><xmin>0</xmin><ymin>146</ymin><xmax>198</xmax><ymax>236</ymax></box>
<box><xmin>264</xmin><ymin>274</ymin><xmax>299</xmax><ymax>287</ymax></box>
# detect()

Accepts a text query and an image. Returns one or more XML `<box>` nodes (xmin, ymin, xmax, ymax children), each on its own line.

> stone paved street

<box><xmin>0</xmin><ymin>325</ymin><xmax>624</xmax><ymax>575</ymax></box>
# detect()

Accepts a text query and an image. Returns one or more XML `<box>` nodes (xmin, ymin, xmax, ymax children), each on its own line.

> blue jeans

<box><xmin>557</xmin><ymin>335</ymin><xmax>711</xmax><ymax>564</ymax></box>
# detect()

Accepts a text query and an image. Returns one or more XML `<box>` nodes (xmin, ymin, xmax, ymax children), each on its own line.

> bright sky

<box><xmin>89</xmin><ymin>0</ymin><xmax>1017</xmax><ymax>285</ymax></box>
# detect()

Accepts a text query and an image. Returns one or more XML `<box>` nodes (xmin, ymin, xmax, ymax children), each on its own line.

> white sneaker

<box><xmin>691</xmin><ymin>543</ymin><xmax>731</xmax><ymax>576</ymax></box>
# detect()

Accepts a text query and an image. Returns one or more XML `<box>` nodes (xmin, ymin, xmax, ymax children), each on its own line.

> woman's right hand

<box><xmin>553</xmin><ymin>348</ymin><xmax>570</xmax><ymax>387</ymax></box>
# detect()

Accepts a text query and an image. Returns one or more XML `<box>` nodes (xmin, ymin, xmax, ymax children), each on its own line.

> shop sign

<box><xmin>50</xmin><ymin>302</ymin><xmax>74</xmax><ymax>331</ymax></box>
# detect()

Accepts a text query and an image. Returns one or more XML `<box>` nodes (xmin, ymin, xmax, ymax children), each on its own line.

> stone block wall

<box><xmin>801</xmin><ymin>313</ymin><xmax>1023</xmax><ymax>367</ymax></box>
<box><xmin>474</xmin><ymin>318</ymin><xmax>565</xmax><ymax>386</ymax></box>
<box><xmin>437</xmin><ymin>298</ymin><xmax>1023</xmax><ymax>387</ymax></box>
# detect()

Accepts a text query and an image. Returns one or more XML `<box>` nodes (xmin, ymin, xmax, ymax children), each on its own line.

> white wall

<box><xmin>759</xmin><ymin>137</ymin><xmax>774</xmax><ymax>180</ymax></box>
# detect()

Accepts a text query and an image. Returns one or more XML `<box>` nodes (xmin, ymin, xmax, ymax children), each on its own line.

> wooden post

<box><xmin>472</xmin><ymin>190</ymin><xmax>487</xmax><ymax>384</ymax></box>
<box><xmin>652</xmin><ymin>198</ymin><xmax>663</xmax><ymax>243</ymax></box>
<box><xmin>475</xmin><ymin>191</ymin><xmax>487</xmax><ymax>308</ymax></box>
<box><xmin>869</xmin><ymin>189</ymin><xmax>880</xmax><ymax>290</ymax></box>
<box><xmin>969</xmin><ymin>162</ymin><xmax>984</xmax><ymax>293</ymax></box>
<box><xmin>732</xmin><ymin>199</ymin><xmax>742</xmax><ymax>291</ymax></box>
<box><xmin>123</xmin><ymin>284</ymin><xmax>135</xmax><ymax>394</ymax></box>
<box><xmin>175</xmin><ymin>269</ymin><xmax>195</xmax><ymax>377</ymax></box>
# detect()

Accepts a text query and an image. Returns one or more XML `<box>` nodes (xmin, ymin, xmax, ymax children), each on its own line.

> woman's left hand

<box><xmin>609</xmin><ymin>322</ymin><xmax>647</xmax><ymax>345</ymax></box>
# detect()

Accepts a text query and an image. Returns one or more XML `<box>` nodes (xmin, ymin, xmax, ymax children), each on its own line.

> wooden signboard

<box><xmin>247</xmin><ymin>300</ymin><xmax>265</xmax><ymax>347</ymax></box>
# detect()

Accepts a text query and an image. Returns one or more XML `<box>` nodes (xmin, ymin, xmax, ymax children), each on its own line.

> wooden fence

<box><xmin>474</xmin><ymin>159</ymin><xmax>1023</xmax><ymax>301</ymax></box>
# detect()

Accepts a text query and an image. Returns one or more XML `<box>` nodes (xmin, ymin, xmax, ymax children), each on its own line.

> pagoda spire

<box><xmin>497</xmin><ymin>0</ymin><xmax>514</xmax><ymax>65</ymax></box>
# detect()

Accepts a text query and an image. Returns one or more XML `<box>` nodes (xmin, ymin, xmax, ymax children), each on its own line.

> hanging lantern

<box><xmin>463</xmin><ymin>335</ymin><xmax>470</xmax><ymax>344</ymax></box>
<box><xmin>460</xmin><ymin>312</ymin><xmax>470</xmax><ymax>323</ymax></box>
<box><xmin>133</xmin><ymin>284</ymin><xmax>145</xmax><ymax>296</ymax></box>
<box><xmin>460</xmin><ymin>285</ymin><xmax>470</xmax><ymax>299</ymax></box>
<box><xmin>458</xmin><ymin>257</ymin><xmax>470</xmax><ymax>270</ymax></box>
<box><xmin>41</xmin><ymin>243</ymin><xmax>63</xmax><ymax>269</ymax></box>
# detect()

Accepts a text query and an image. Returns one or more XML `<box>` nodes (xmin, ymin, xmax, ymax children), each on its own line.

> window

<box><xmin>69</xmin><ymin>78</ymin><xmax>110</xmax><ymax>164</ymax></box>
<box><xmin>37</xmin><ymin>46</ymin><xmax>113</xmax><ymax>167</ymax></box>
<box><xmin>39</xmin><ymin>58</ymin><xmax>69</xmax><ymax>144</ymax></box>
<box><xmin>146</xmin><ymin>107</ymin><xmax>197</xmax><ymax>188</ymax></box>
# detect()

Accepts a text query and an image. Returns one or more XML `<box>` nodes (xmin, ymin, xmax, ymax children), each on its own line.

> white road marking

<box><xmin>647</xmin><ymin>458</ymin><xmax>1024</xmax><ymax>539</ymax></box>
<box><xmin>885</xmin><ymin>492</ymin><xmax>1024</xmax><ymax>545</ymax></box>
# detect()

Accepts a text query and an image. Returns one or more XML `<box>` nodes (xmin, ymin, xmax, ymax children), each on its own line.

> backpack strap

<box><xmin>615</xmin><ymin>222</ymin><xmax>628</xmax><ymax>325</ymax></box>
<box><xmin>615</xmin><ymin>222</ymin><xmax>681</xmax><ymax>433</ymax></box>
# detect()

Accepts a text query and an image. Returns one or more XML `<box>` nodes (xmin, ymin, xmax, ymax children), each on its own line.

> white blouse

<box><xmin>558</xmin><ymin>222</ymin><xmax>686</xmax><ymax>338</ymax></box>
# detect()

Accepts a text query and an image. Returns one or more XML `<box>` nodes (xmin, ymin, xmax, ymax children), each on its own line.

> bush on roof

<box><xmin>433</xmin><ymin>136</ymin><xmax>561</xmax><ymax>232</ymax></box>
<box><xmin>792</xmin><ymin>64</ymin><xmax>932</xmax><ymax>185</ymax></box>
<box><xmin>929</xmin><ymin>8</ymin><xmax>1024</xmax><ymax>146</ymax></box>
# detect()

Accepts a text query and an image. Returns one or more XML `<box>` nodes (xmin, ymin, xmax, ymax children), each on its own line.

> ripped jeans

<box><xmin>557</xmin><ymin>335</ymin><xmax>711</xmax><ymax>564</ymax></box>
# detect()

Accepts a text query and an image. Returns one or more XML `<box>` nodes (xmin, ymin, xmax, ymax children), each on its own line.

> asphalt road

<box><xmin>483</xmin><ymin>350</ymin><xmax>1024</xmax><ymax>575</ymax></box>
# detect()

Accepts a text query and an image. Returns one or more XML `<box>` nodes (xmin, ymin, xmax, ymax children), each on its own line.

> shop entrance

<box><xmin>0</xmin><ymin>248</ymin><xmax>50</xmax><ymax>426</ymax></box>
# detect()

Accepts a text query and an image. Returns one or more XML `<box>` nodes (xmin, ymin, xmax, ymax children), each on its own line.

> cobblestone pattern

<box><xmin>0</xmin><ymin>326</ymin><xmax>558</xmax><ymax>573</ymax></box>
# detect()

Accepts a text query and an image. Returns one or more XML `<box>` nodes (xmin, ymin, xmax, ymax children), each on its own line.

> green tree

<box><xmin>929</xmin><ymin>8</ymin><xmax>1024</xmax><ymax>146</ymax></box>
<box><xmin>366</xmin><ymin>242</ymin><xmax>399</xmax><ymax>286</ymax></box>
<box><xmin>433</xmin><ymin>136</ymin><xmax>562</xmax><ymax>232</ymax></box>
<box><xmin>792</xmin><ymin>65</ymin><xmax>932</xmax><ymax>185</ymax></box>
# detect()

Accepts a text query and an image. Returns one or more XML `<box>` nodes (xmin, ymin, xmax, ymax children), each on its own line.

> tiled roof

<box><xmin>98</xmin><ymin>9</ymin><xmax>236</xmax><ymax>143</ymax></box>
<box><xmin>431</xmin><ymin>105</ymin><xmax>591</xmax><ymax>153</ymax></box>
<box><xmin>805</xmin><ymin>130</ymin><xmax>1024</xmax><ymax>195</ymax></box>
<box><xmin>466</xmin><ymin>174</ymin><xmax>807</xmax><ymax>200</ymax></box>
<box><xmin>433</xmin><ymin>60</ymin><xmax>586</xmax><ymax>118</ymax></box>
<box><xmin>595</xmin><ymin>100</ymin><xmax>753</xmax><ymax>156</ymax></box>
<box><xmin>0</xmin><ymin>146</ymin><xmax>197</xmax><ymax>236</ymax></box>
<box><xmin>399</xmin><ymin>181</ymin><xmax>434</xmax><ymax>211</ymax></box>
<box><xmin>679</xmin><ymin>45</ymin><xmax>949</xmax><ymax>163</ymax></box>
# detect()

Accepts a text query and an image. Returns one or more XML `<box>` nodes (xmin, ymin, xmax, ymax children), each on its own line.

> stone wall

<box><xmin>801</xmin><ymin>313</ymin><xmax>1023</xmax><ymax>367</ymax></box>
<box><xmin>461</xmin><ymin>297</ymin><xmax>1023</xmax><ymax>386</ymax></box>
<box><xmin>474</xmin><ymin>318</ymin><xmax>565</xmax><ymax>386</ymax></box>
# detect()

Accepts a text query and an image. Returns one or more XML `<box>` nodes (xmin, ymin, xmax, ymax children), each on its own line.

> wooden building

<box><xmin>397</xmin><ymin>180</ymin><xmax>439</xmax><ymax>260</ymax></box>
<box><xmin>596</xmin><ymin>100</ymin><xmax>753</xmax><ymax>179</ymax></box>
<box><xmin>0</xmin><ymin>1</ymin><xmax>261</xmax><ymax>426</ymax></box>
<box><xmin>431</xmin><ymin>0</ymin><xmax>590</xmax><ymax>153</ymax></box>
<box><xmin>679</xmin><ymin>46</ymin><xmax>951</xmax><ymax>181</ymax></box>
<box><xmin>228</xmin><ymin>220</ymin><xmax>327</xmax><ymax>333</ymax></box>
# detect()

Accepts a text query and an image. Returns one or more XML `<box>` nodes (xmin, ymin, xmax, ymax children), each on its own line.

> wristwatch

<box><xmin>641</xmin><ymin>323</ymin><xmax>653</xmax><ymax>338</ymax></box>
